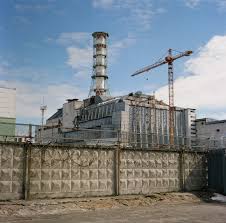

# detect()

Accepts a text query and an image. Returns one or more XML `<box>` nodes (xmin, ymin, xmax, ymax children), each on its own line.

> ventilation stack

<box><xmin>89</xmin><ymin>32</ymin><xmax>110</xmax><ymax>97</ymax></box>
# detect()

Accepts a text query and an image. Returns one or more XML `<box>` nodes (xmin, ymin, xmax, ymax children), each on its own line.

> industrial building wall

<box><xmin>0</xmin><ymin>142</ymin><xmax>207</xmax><ymax>200</ymax></box>
<box><xmin>35</xmin><ymin>126</ymin><xmax>61</xmax><ymax>144</ymax></box>
<box><xmin>0</xmin><ymin>117</ymin><xmax>16</xmax><ymax>140</ymax></box>
<box><xmin>63</xmin><ymin>97</ymin><xmax>195</xmax><ymax>148</ymax></box>
<box><xmin>128</xmin><ymin>106</ymin><xmax>189</xmax><ymax>145</ymax></box>
<box><xmin>196</xmin><ymin>121</ymin><xmax>226</xmax><ymax>140</ymax></box>
<box><xmin>184</xmin><ymin>109</ymin><xmax>196</xmax><ymax>139</ymax></box>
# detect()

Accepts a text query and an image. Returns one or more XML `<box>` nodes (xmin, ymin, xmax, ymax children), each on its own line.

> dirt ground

<box><xmin>0</xmin><ymin>192</ymin><xmax>225</xmax><ymax>223</ymax></box>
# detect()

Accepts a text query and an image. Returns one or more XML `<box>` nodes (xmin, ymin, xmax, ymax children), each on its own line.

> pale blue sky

<box><xmin>0</xmin><ymin>0</ymin><xmax>226</xmax><ymax>123</ymax></box>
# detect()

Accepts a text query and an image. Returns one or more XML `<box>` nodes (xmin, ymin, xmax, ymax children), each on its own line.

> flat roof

<box><xmin>196</xmin><ymin>118</ymin><xmax>226</xmax><ymax>125</ymax></box>
<box><xmin>206</xmin><ymin>120</ymin><xmax>226</xmax><ymax>125</ymax></box>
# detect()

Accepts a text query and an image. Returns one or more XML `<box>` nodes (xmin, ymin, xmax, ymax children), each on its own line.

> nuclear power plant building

<box><xmin>41</xmin><ymin>32</ymin><xmax>196</xmax><ymax>146</ymax></box>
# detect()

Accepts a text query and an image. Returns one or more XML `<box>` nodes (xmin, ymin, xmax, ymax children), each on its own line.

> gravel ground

<box><xmin>0</xmin><ymin>192</ymin><xmax>225</xmax><ymax>223</ymax></box>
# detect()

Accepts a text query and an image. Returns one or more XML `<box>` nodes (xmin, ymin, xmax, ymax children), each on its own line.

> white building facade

<box><xmin>0</xmin><ymin>87</ymin><xmax>16</xmax><ymax>140</ymax></box>
<box><xmin>0</xmin><ymin>87</ymin><xmax>16</xmax><ymax>121</ymax></box>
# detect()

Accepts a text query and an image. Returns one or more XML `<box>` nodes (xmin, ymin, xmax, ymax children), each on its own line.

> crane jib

<box><xmin>131</xmin><ymin>60</ymin><xmax>168</xmax><ymax>76</ymax></box>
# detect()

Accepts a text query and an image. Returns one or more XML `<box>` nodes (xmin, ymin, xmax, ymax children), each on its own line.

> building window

<box><xmin>216</xmin><ymin>129</ymin><xmax>220</xmax><ymax>132</ymax></box>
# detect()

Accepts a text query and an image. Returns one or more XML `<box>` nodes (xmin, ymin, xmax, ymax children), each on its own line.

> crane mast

<box><xmin>168</xmin><ymin>49</ymin><xmax>174</xmax><ymax>145</ymax></box>
<box><xmin>131</xmin><ymin>49</ymin><xmax>192</xmax><ymax>146</ymax></box>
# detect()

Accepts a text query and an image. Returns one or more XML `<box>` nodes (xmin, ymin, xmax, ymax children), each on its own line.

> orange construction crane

<box><xmin>131</xmin><ymin>49</ymin><xmax>193</xmax><ymax>145</ymax></box>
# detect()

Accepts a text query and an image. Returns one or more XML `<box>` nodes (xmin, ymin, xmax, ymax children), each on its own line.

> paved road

<box><xmin>1</xmin><ymin>202</ymin><xmax>226</xmax><ymax>223</ymax></box>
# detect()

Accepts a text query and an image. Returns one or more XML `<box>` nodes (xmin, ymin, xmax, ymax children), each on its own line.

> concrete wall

<box><xmin>184</xmin><ymin>153</ymin><xmax>207</xmax><ymax>191</ymax></box>
<box><xmin>119</xmin><ymin>150</ymin><xmax>206</xmax><ymax>195</ymax></box>
<box><xmin>120</xmin><ymin>150</ymin><xmax>180</xmax><ymax>195</ymax></box>
<box><xmin>29</xmin><ymin>147</ymin><xmax>115</xmax><ymax>199</ymax></box>
<box><xmin>0</xmin><ymin>142</ymin><xmax>207</xmax><ymax>200</ymax></box>
<box><xmin>0</xmin><ymin>143</ymin><xmax>25</xmax><ymax>200</ymax></box>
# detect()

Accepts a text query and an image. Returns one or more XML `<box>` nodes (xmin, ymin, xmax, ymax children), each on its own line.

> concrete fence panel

<box><xmin>0</xmin><ymin>143</ymin><xmax>208</xmax><ymax>200</ymax></box>
<box><xmin>119</xmin><ymin>150</ymin><xmax>181</xmax><ymax>195</ymax></box>
<box><xmin>184</xmin><ymin>152</ymin><xmax>207</xmax><ymax>191</ymax></box>
<box><xmin>28</xmin><ymin>146</ymin><xmax>115</xmax><ymax>199</ymax></box>
<box><xmin>0</xmin><ymin>143</ymin><xmax>25</xmax><ymax>200</ymax></box>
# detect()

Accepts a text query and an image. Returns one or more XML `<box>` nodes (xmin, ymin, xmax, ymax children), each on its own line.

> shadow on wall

<box><xmin>183</xmin><ymin>152</ymin><xmax>207</xmax><ymax>193</ymax></box>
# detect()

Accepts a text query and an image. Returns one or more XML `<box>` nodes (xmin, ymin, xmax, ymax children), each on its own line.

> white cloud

<box><xmin>92</xmin><ymin>0</ymin><xmax>114</xmax><ymax>8</ymax></box>
<box><xmin>197</xmin><ymin>111</ymin><xmax>226</xmax><ymax>120</ymax></box>
<box><xmin>14</xmin><ymin>1</ymin><xmax>64</xmax><ymax>16</ymax></box>
<box><xmin>15</xmin><ymin>3</ymin><xmax>52</xmax><ymax>12</ymax></box>
<box><xmin>184</xmin><ymin>0</ymin><xmax>226</xmax><ymax>10</ymax></box>
<box><xmin>217</xmin><ymin>0</ymin><xmax>226</xmax><ymax>10</ymax></box>
<box><xmin>73</xmin><ymin>69</ymin><xmax>91</xmax><ymax>80</ymax></box>
<box><xmin>56</xmin><ymin>32</ymin><xmax>90</xmax><ymax>46</ymax></box>
<box><xmin>156</xmin><ymin>35</ymin><xmax>226</xmax><ymax>119</ymax></box>
<box><xmin>57</xmin><ymin>32</ymin><xmax>136</xmax><ymax>79</ymax></box>
<box><xmin>92</xmin><ymin>0</ymin><xmax>165</xmax><ymax>31</ymax></box>
<box><xmin>44</xmin><ymin>32</ymin><xmax>91</xmax><ymax>79</ymax></box>
<box><xmin>0</xmin><ymin>80</ymin><xmax>86</xmax><ymax>123</ymax></box>
<box><xmin>185</xmin><ymin>0</ymin><xmax>201</xmax><ymax>8</ymax></box>
<box><xmin>0</xmin><ymin>62</ymin><xmax>87</xmax><ymax>122</ymax></box>
<box><xmin>14</xmin><ymin>16</ymin><xmax>31</xmax><ymax>25</ymax></box>
<box><xmin>66</xmin><ymin>47</ymin><xmax>92</xmax><ymax>80</ymax></box>
<box><xmin>109</xmin><ymin>35</ymin><xmax>136</xmax><ymax>62</ymax></box>
<box><xmin>0</xmin><ymin>62</ymin><xmax>49</xmax><ymax>82</ymax></box>
<box><xmin>66</xmin><ymin>47</ymin><xmax>92</xmax><ymax>70</ymax></box>
<box><xmin>0</xmin><ymin>61</ymin><xmax>10</xmax><ymax>75</ymax></box>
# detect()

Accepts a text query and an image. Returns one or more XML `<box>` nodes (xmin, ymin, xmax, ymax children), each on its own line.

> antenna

<box><xmin>40</xmin><ymin>97</ymin><xmax>47</xmax><ymax>126</ymax></box>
